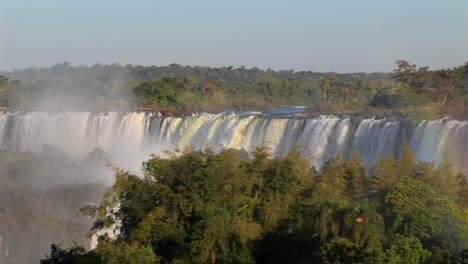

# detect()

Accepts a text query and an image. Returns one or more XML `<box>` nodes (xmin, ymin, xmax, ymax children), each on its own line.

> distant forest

<box><xmin>1</xmin><ymin>61</ymin><xmax>467</xmax><ymax>118</ymax></box>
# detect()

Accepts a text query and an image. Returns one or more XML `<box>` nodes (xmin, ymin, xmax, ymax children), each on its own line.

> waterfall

<box><xmin>0</xmin><ymin>111</ymin><xmax>153</xmax><ymax>170</ymax></box>
<box><xmin>353</xmin><ymin>119</ymin><xmax>403</xmax><ymax>165</ymax></box>
<box><xmin>411</xmin><ymin>118</ymin><xmax>468</xmax><ymax>173</ymax></box>
<box><xmin>1</xmin><ymin>111</ymin><xmax>467</xmax><ymax>174</ymax></box>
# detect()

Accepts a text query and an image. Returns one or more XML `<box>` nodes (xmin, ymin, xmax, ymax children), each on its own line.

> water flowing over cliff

<box><xmin>0</xmin><ymin>111</ymin><xmax>467</xmax><ymax>174</ymax></box>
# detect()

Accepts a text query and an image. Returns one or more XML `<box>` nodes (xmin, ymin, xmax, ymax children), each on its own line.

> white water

<box><xmin>0</xmin><ymin>111</ymin><xmax>467</xmax><ymax>174</ymax></box>
<box><xmin>0</xmin><ymin>112</ymin><xmax>153</xmax><ymax>171</ymax></box>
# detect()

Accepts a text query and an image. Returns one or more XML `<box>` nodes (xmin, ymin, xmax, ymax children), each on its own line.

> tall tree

<box><xmin>344</xmin><ymin>154</ymin><xmax>369</xmax><ymax>201</ymax></box>
<box><xmin>432</xmin><ymin>67</ymin><xmax>464</xmax><ymax>105</ymax></box>
<box><xmin>321</xmin><ymin>75</ymin><xmax>336</xmax><ymax>103</ymax></box>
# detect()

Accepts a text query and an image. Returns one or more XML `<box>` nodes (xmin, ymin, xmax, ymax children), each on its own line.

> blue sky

<box><xmin>1</xmin><ymin>0</ymin><xmax>467</xmax><ymax>72</ymax></box>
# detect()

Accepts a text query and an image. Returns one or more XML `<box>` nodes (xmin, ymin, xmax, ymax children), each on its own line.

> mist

<box><xmin>0</xmin><ymin>63</ymin><xmax>135</xmax><ymax>111</ymax></box>
<box><xmin>0</xmin><ymin>63</ymin><xmax>141</xmax><ymax>263</ymax></box>
<box><xmin>0</xmin><ymin>148</ymin><xmax>109</xmax><ymax>263</ymax></box>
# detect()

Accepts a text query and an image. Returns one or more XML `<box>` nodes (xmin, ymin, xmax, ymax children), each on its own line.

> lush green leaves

<box><xmin>43</xmin><ymin>148</ymin><xmax>468</xmax><ymax>263</ymax></box>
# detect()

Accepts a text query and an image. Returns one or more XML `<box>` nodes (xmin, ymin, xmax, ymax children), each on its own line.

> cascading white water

<box><xmin>411</xmin><ymin>118</ymin><xmax>468</xmax><ymax>173</ymax></box>
<box><xmin>1</xmin><ymin>111</ymin><xmax>467</xmax><ymax>174</ymax></box>
<box><xmin>145</xmin><ymin>114</ymin><xmax>355</xmax><ymax>169</ymax></box>
<box><xmin>0</xmin><ymin>111</ymin><xmax>154</xmax><ymax>171</ymax></box>
<box><xmin>353</xmin><ymin>118</ymin><xmax>402</xmax><ymax>166</ymax></box>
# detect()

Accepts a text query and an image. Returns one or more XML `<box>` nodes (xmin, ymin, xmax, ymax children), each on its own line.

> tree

<box><xmin>393</xmin><ymin>60</ymin><xmax>465</xmax><ymax>106</ymax></box>
<box><xmin>456</xmin><ymin>172</ymin><xmax>468</xmax><ymax>208</ymax></box>
<box><xmin>344</xmin><ymin>154</ymin><xmax>369</xmax><ymax>201</ymax></box>
<box><xmin>313</xmin><ymin>156</ymin><xmax>347</xmax><ymax>202</ymax></box>
<box><xmin>369</xmin><ymin>92</ymin><xmax>405</xmax><ymax>109</ymax></box>
<box><xmin>371</xmin><ymin>156</ymin><xmax>399</xmax><ymax>196</ymax></box>
<box><xmin>398</xmin><ymin>146</ymin><xmax>417</xmax><ymax>178</ymax></box>
<box><xmin>40</xmin><ymin>244</ymin><xmax>101</xmax><ymax>264</ymax></box>
<box><xmin>257</xmin><ymin>151</ymin><xmax>313</xmax><ymax>230</ymax></box>
<box><xmin>341</xmin><ymin>202</ymin><xmax>385</xmax><ymax>248</ymax></box>
<box><xmin>432</xmin><ymin>67</ymin><xmax>464</xmax><ymax>105</ymax></box>
<box><xmin>321</xmin><ymin>237</ymin><xmax>384</xmax><ymax>264</ymax></box>
<box><xmin>321</xmin><ymin>75</ymin><xmax>336</xmax><ymax>103</ymax></box>
<box><xmin>95</xmin><ymin>242</ymin><xmax>159</xmax><ymax>264</ymax></box>
<box><xmin>0</xmin><ymin>76</ymin><xmax>7</xmax><ymax>106</ymax></box>
<box><xmin>385</xmin><ymin>235</ymin><xmax>431</xmax><ymax>264</ymax></box>
<box><xmin>385</xmin><ymin>178</ymin><xmax>468</xmax><ymax>254</ymax></box>
<box><xmin>45</xmin><ymin>149</ymin><xmax>468</xmax><ymax>263</ymax></box>
<box><xmin>415</xmin><ymin>156</ymin><xmax>465</xmax><ymax>203</ymax></box>
<box><xmin>393</xmin><ymin>60</ymin><xmax>430</xmax><ymax>94</ymax></box>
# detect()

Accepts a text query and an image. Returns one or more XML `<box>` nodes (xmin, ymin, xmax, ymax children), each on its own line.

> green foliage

<box><xmin>96</xmin><ymin>241</ymin><xmax>159</xmax><ymax>264</ymax></box>
<box><xmin>392</xmin><ymin>60</ymin><xmax>467</xmax><ymax>117</ymax></box>
<box><xmin>132</xmin><ymin>77</ymin><xmax>199</xmax><ymax>109</ymax></box>
<box><xmin>2</xmin><ymin>61</ymin><xmax>467</xmax><ymax>115</ymax></box>
<box><xmin>344</xmin><ymin>154</ymin><xmax>368</xmax><ymax>201</ymax></box>
<box><xmin>321</xmin><ymin>237</ymin><xmax>384</xmax><ymax>264</ymax></box>
<box><xmin>40</xmin><ymin>244</ymin><xmax>101</xmax><ymax>264</ymax></box>
<box><xmin>371</xmin><ymin>156</ymin><xmax>400</xmax><ymax>196</ymax></box>
<box><xmin>385</xmin><ymin>235</ymin><xmax>431</xmax><ymax>264</ymax></box>
<box><xmin>398</xmin><ymin>146</ymin><xmax>417</xmax><ymax>177</ymax></box>
<box><xmin>43</xmin><ymin>148</ymin><xmax>468</xmax><ymax>263</ymax></box>
<box><xmin>384</xmin><ymin>178</ymin><xmax>468</xmax><ymax>253</ymax></box>
<box><xmin>313</xmin><ymin>156</ymin><xmax>347</xmax><ymax>203</ymax></box>
<box><xmin>40</xmin><ymin>243</ymin><xmax>159</xmax><ymax>264</ymax></box>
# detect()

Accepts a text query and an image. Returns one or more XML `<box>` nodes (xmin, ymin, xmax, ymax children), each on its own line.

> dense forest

<box><xmin>40</xmin><ymin>147</ymin><xmax>468</xmax><ymax>264</ymax></box>
<box><xmin>1</xmin><ymin>61</ymin><xmax>467</xmax><ymax>118</ymax></box>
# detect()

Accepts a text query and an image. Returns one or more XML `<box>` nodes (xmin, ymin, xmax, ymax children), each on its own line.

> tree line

<box><xmin>41</xmin><ymin>147</ymin><xmax>468</xmax><ymax>263</ymax></box>
<box><xmin>1</xmin><ymin>61</ymin><xmax>466</xmax><ymax>117</ymax></box>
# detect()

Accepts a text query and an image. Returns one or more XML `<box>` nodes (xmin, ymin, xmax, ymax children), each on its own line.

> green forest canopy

<box><xmin>1</xmin><ymin>61</ymin><xmax>467</xmax><ymax>118</ymax></box>
<box><xmin>41</xmin><ymin>147</ymin><xmax>468</xmax><ymax>264</ymax></box>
